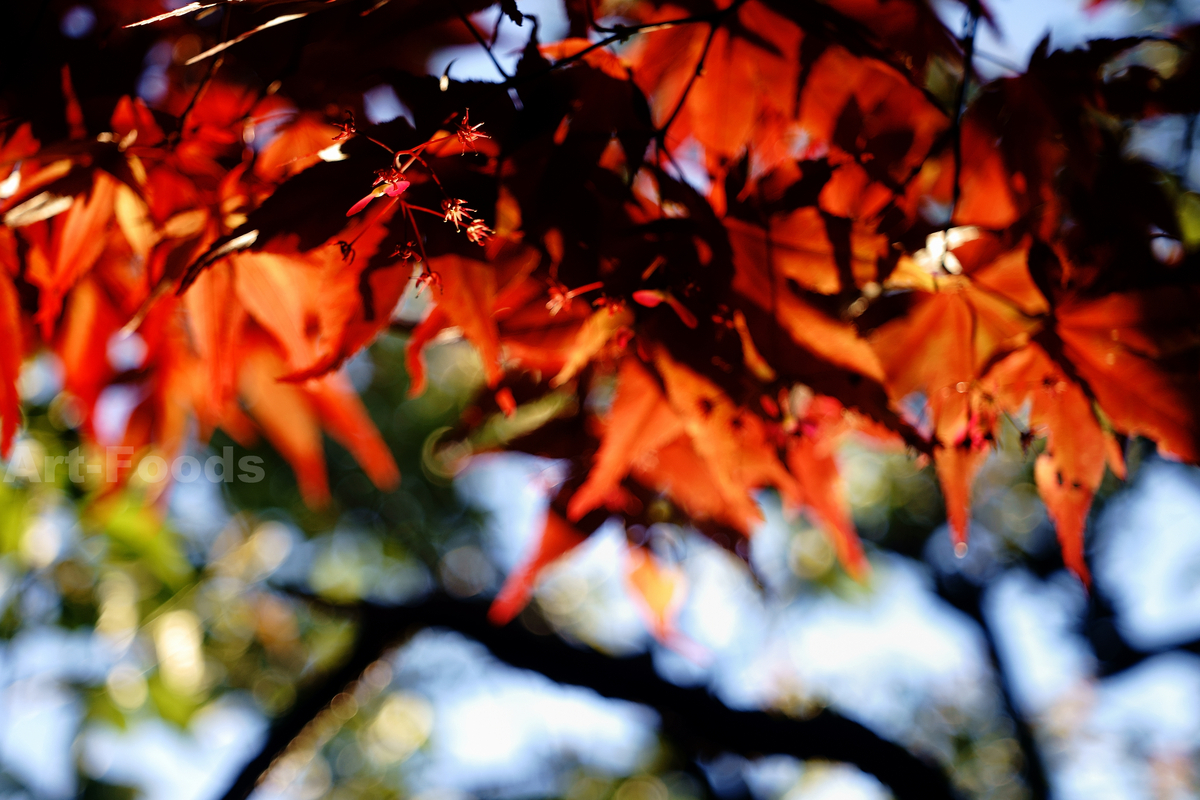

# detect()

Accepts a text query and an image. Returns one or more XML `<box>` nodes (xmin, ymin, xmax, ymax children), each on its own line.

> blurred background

<box><xmin>5</xmin><ymin>1</ymin><xmax>1200</xmax><ymax>800</ymax></box>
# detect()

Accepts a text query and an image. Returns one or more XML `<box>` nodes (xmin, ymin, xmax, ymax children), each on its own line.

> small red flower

<box><xmin>414</xmin><ymin>268</ymin><xmax>442</xmax><ymax>295</ymax></box>
<box><xmin>441</xmin><ymin>198</ymin><xmax>476</xmax><ymax>231</ymax></box>
<box><xmin>546</xmin><ymin>281</ymin><xmax>604</xmax><ymax>316</ymax></box>
<box><xmin>332</xmin><ymin>110</ymin><xmax>356</xmax><ymax>142</ymax></box>
<box><xmin>455</xmin><ymin>108</ymin><xmax>490</xmax><ymax>153</ymax></box>
<box><xmin>465</xmin><ymin>218</ymin><xmax>494</xmax><ymax>245</ymax></box>
<box><xmin>392</xmin><ymin>241</ymin><xmax>421</xmax><ymax>263</ymax></box>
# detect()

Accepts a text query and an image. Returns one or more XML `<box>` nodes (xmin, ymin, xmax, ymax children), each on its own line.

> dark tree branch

<box><xmin>935</xmin><ymin>574</ymin><xmax>1050</xmax><ymax>800</ymax></box>
<box><xmin>215</xmin><ymin>602</ymin><xmax>400</xmax><ymax>800</ymax></box>
<box><xmin>218</xmin><ymin>593</ymin><xmax>961</xmax><ymax>800</ymax></box>
<box><xmin>1085</xmin><ymin>577</ymin><xmax>1200</xmax><ymax>677</ymax></box>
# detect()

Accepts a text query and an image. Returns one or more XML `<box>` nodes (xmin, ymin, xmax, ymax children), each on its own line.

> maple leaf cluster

<box><xmin>2</xmin><ymin>0</ymin><xmax>1200</xmax><ymax>635</ymax></box>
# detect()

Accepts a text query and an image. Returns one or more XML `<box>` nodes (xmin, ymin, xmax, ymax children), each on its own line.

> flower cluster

<box><xmin>455</xmin><ymin>109</ymin><xmax>489</xmax><ymax>153</ymax></box>
<box><xmin>546</xmin><ymin>280</ymin><xmax>604</xmax><ymax>316</ymax></box>
<box><xmin>465</xmin><ymin>219</ymin><xmax>493</xmax><ymax>246</ymax></box>
<box><xmin>441</xmin><ymin>198</ymin><xmax>475</xmax><ymax>231</ymax></box>
<box><xmin>439</xmin><ymin>198</ymin><xmax>492</xmax><ymax>246</ymax></box>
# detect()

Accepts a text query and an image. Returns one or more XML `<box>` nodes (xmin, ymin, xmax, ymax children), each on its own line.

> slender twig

<box><xmin>362</xmin><ymin>135</ymin><xmax>395</xmax><ymax>154</ymax></box>
<box><xmin>942</xmin><ymin>9</ymin><xmax>978</xmax><ymax>270</ymax></box>
<box><xmin>176</xmin><ymin>5</ymin><xmax>231</xmax><ymax>144</ymax></box>
<box><xmin>396</xmin><ymin>151</ymin><xmax>449</xmax><ymax>197</ymax></box>
<box><xmin>392</xmin><ymin>130</ymin><xmax>459</xmax><ymax>170</ymax></box>
<box><xmin>406</xmin><ymin>203</ymin><xmax>445</xmax><ymax>218</ymax></box>
<box><xmin>504</xmin><ymin>9</ymin><xmax>734</xmax><ymax>87</ymax></box>
<box><xmin>949</xmin><ymin>11</ymin><xmax>979</xmax><ymax>225</ymax></box>
<box><xmin>490</xmin><ymin>4</ymin><xmax>504</xmax><ymax>48</ymax></box>
<box><xmin>657</xmin><ymin>19</ymin><xmax>721</xmax><ymax>144</ymax></box>
<box><xmin>404</xmin><ymin>202</ymin><xmax>431</xmax><ymax>266</ymax></box>
<box><xmin>592</xmin><ymin>11</ymin><xmax>721</xmax><ymax>36</ymax></box>
<box><xmin>455</xmin><ymin>2</ymin><xmax>509</xmax><ymax>80</ymax></box>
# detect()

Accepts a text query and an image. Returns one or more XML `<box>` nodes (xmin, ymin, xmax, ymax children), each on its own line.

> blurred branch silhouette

<box><xmin>218</xmin><ymin>591</ymin><xmax>961</xmax><ymax>800</ymax></box>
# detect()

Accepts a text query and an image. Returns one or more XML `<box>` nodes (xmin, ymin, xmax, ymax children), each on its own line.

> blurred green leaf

<box><xmin>93</xmin><ymin>496</ymin><xmax>193</xmax><ymax>589</ymax></box>
<box><xmin>1179</xmin><ymin>191</ymin><xmax>1200</xmax><ymax>251</ymax></box>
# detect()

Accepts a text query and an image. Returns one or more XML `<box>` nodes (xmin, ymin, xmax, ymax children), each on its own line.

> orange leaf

<box><xmin>872</xmin><ymin>289</ymin><xmax>975</xmax><ymax>443</ymax></box>
<box><xmin>234</xmin><ymin>211</ymin><xmax>394</xmax><ymax>377</ymax></box>
<box><xmin>818</xmin><ymin>162</ymin><xmax>892</xmax><ymax>219</ymax></box>
<box><xmin>0</xmin><ymin>122</ymin><xmax>39</xmax><ymax>169</ymax></box>
<box><xmin>983</xmin><ymin>343</ymin><xmax>1107</xmax><ymax>580</ymax></box>
<box><xmin>873</xmin><ymin>245</ymin><xmax>1044</xmax><ymax>444</ymax></box>
<box><xmin>488</xmin><ymin>509</ymin><xmax>587</xmax><ymax>625</ymax></box>
<box><xmin>407</xmin><ymin>248</ymin><xmax>539</xmax><ymax>396</ymax></box>
<box><xmin>422</xmin><ymin>254</ymin><xmax>501</xmax><ymax>385</ymax></box>
<box><xmin>653</xmin><ymin>348</ymin><xmax>799</xmax><ymax>531</ymax></box>
<box><xmin>632</xmin><ymin>434</ymin><xmax>759</xmax><ymax>533</ymax></box>
<box><xmin>1056</xmin><ymin>289</ymin><xmax>1200</xmax><ymax>463</ymax></box>
<box><xmin>630</xmin><ymin>2</ymin><xmax>801</xmax><ymax>169</ymax></box>
<box><xmin>797</xmin><ymin>45</ymin><xmax>945</xmax><ymax>178</ymax></box>
<box><xmin>237</xmin><ymin>332</ymin><xmax>331</xmax><ymax>506</ymax></box>
<box><xmin>733</xmin><ymin>252</ymin><xmax>885</xmax><ymax>382</ymax></box>
<box><xmin>955</xmin><ymin>118</ymin><xmax>1018</xmax><ymax>229</ymax></box>
<box><xmin>569</xmin><ymin>357</ymin><xmax>685</xmax><ymax>521</ymax></box>
<box><xmin>729</xmin><ymin>208</ymin><xmax>890</xmax><ymax>296</ymax></box>
<box><xmin>966</xmin><ymin>244</ymin><xmax>1049</xmax><ymax>317</ymax></box>
<box><xmin>985</xmin><ymin>343</ymin><xmax>1105</xmax><ymax>491</ymax></box>
<box><xmin>1034</xmin><ymin>454</ymin><xmax>1093</xmax><ymax>584</ymax></box>
<box><xmin>551</xmin><ymin>303</ymin><xmax>634</xmax><ymax>387</ymax></box>
<box><xmin>26</xmin><ymin>171</ymin><xmax>117</xmax><ymax>334</ymax></box>
<box><xmin>0</xmin><ymin>273</ymin><xmax>23</xmax><ymax>457</ymax></box>
<box><xmin>934</xmin><ymin>442</ymin><xmax>989</xmax><ymax>549</ymax></box>
<box><xmin>305</xmin><ymin>371</ymin><xmax>400</xmax><ymax>492</ymax></box>
<box><xmin>625</xmin><ymin>545</ymin><xmax>686</xmax><ymax>642</ymax></box>
<box><xmin>254</xmin><ymin>112</ymin><xmax>344</xmax><ymax>183</ymax></box>
<box><xmin>185</xmin><ymin>259</ymin><xmax>245</xmax><ymax>414</ymax></box>
<box><xmin>786</xmin><ymin>434</ymin><xmax>868</xmax><ymax>579</ymax></box>
<box><xmin>491</xmin><ymin>280</ymin><xmax>590</xmax><ymax>377</ymax></box>
<box><xmin>110</xmin><ymin>95</ymin><xmax>165</xmax><ymax>147</ymax></box>
<box><xmin>56</xmin><ymin>277</ymin><xmax>124</xmax><ymax>432</ymax></box>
